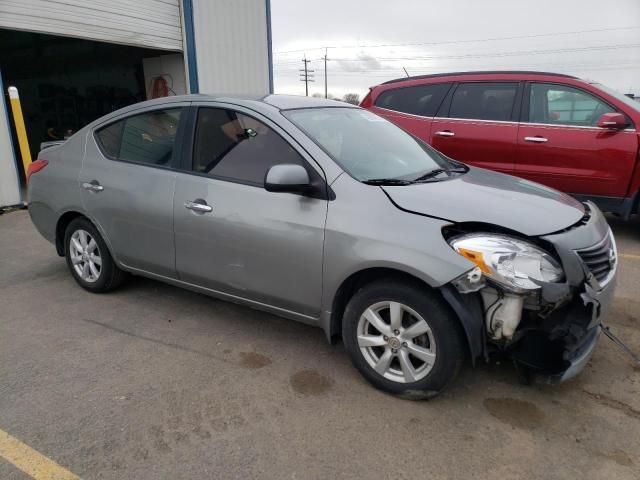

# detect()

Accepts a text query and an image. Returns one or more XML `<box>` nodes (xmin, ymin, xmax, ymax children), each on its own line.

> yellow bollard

<box><xmin>8</xmin><ymin>86</ymin><xmax>32</xmax><ymax>176</ymax></box>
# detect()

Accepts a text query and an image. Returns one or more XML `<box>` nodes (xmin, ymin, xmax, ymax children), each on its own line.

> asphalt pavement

<box><xmin>1</xmin><ymin>209</ymin><xmax>639</xmax><ymax>479</ymax></box>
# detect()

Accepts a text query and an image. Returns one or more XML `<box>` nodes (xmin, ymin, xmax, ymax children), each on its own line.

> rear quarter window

<box><xmin>95</xmin><ymin>121</ymin><xmax>123</xmax><ymax>158</ymax></box>
<box><xmin>375</xmin><ymin>83</ymin><xmax>451</xmax><ymax>117</ymax></box>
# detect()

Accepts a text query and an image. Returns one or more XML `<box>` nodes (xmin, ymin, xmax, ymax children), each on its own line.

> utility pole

<box><xmin>323</xmin><ymin>47</ymin><xmax>329</xmax><ymax>99</ymax></box>
<box><xmin>299</xmin><ymin>56</ymin><xmax>314</xmax><ymax>96</ymax></box>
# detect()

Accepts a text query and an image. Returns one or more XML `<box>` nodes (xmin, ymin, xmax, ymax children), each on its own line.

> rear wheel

<box><xmin>64</xmin><ymin>217</ymin><xmax>126</xmax><ymax>292</ymax></box>
<box><xmin>342</xmin><ymin>280</ymin><xmax>464</xmax><ymax>399</ymax></box>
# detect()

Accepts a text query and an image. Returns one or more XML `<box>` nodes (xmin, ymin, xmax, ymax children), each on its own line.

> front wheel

<box><xmin>342</xmin><ymin>280</ymin><xmax>464</xmax><ymax>399</ymax></box>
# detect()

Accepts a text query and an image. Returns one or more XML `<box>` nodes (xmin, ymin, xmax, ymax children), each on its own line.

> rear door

<box><xmin>82</xmin><ymin>105</ymin><xmax>188</xmax><ymax>277</ymax></box>
<box><xmin>173</xmin><ymin>105</ymin><xmax>327</xmax><ymax>318</ymax></box>
<box><xmin>369</xmin><ymin>83</ymin><xmax>451</xmax><ymax>141</ymax></box>
<box><xmin>429</xmin><ymin>81</ymin><xmax>521</xmax><ymax>174</ymax></box>
<box><xmin>515</xmin><ymin>82</ymin><xmax>638</xmax><ymax>198</ymax></box>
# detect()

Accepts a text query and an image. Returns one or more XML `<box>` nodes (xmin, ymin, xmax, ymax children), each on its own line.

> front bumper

<box><xmin>504</xmin><ymin>203</ymin><xmax>617</xmax><ymax>382</ymax></box>
<box><xmin>547</xmin><ymin>325</ymin><xmax>601</xmax><ymax>384</ymax></box>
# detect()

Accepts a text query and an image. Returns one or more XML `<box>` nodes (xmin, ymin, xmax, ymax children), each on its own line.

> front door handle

<box><xmin>434</xmin><ymin>130</ymin><xmax>455</xmax><ymax>137</ymax></box>
<box><xmin>185</xmin><ymin>199</ymin><xmax>213</xmax><ymax>213</ymax></box>
<box><xmin>524</xmin><ymin>136</ymin><xmax>548</xmax><ymax>143</ymax></box>
<box><xmin>82</xmin><ymin>181</ymin><xmax>104</xmax><ymax>192</ymax></box>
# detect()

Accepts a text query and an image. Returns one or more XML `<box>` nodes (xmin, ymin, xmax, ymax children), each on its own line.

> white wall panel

<box><xmin>191</xmin><ymin>0</ymin><xmax>270</xmax><ymax>95</ymax></box>
<box><xmin>0</xmin><ymin>0</ymin><xmax>183</xmax><ymax>51</ymax></box>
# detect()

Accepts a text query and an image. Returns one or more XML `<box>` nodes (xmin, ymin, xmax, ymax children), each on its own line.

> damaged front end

<box><xmin>442</xmin><ymin>202</ymin><xmax>617</xmax><ymax>383</ymax></box>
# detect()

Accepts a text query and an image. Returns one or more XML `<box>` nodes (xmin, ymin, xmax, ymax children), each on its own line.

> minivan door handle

<box><xmin>524</xmin><ymin>136</ymin><xmax>548</xmax><ymax>143</ymax></box>
<box><xmin>185</xmin><ymin>199</ymin><xmax>213</xmax><ymax>214</ymax></box>
<box><xmin>82</xmin><ymin>181</ymin><xmax>104</xmax><ymax>192</ymax></box>
<box><xmin>434</xmin><ymin>130</ymin><xmax>455</xmax><ymax>137</ymax></box>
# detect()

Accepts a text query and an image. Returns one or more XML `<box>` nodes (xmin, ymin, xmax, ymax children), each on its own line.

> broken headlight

<box><xmin>449</xmin><ymin>234</ymin><xmax>563</xmax><ymax>292</ymax></box>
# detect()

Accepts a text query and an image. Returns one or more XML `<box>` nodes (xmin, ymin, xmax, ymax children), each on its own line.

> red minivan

<box><xmin>361</xmin><ymin>71</ymin><xmax>640</xmax><ymax>218</ymax></box>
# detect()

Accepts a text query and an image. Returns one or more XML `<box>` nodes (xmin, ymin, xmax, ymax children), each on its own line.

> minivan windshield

<box><xmin>284</xmin><ymin>107</ymin><xmax>462</xmax><ymax>183</ymax></box>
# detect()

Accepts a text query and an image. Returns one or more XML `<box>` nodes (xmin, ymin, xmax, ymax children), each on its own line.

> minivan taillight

<box><xmin>26</xmin><ymin>159</ymin><xmax>49</xmax><ymax>183</ymax></box>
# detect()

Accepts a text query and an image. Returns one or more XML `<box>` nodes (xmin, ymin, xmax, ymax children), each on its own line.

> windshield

<box><xmin>592</xmin><ymin>83</ymin><xmax>640</xmax><ymax>114</ymax></box>
<box><xmin>283</xmin><ymin>107</ymin><xmax>459</xmax><ymax>182</ymax></box>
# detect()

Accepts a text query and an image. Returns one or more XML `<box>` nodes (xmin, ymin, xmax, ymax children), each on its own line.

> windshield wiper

<box><xmin>362</xmin><ymin>178</ymin><xmax>414</xmax><ymax>186</ymax></box>
<box><xmin>413</xmin><ymin>168</ymin><xmax>447</xmax><ymax>182</ymax></box>
<box><xmin>413</xmin><ymin>165</ymin><xmax>468</xmax><ymax>182</ymax></box>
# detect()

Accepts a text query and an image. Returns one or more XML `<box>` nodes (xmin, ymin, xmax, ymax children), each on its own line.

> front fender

<box><xmin>439</xmin><ymin>285</ymin><xmax>486</xmax><ymax>365</ymax></box>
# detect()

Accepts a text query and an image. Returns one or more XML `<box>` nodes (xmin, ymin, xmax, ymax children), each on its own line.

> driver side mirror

<box><xmin>265</xmin><ymin>164</ymin><xmax>311</xmax><ymax>194</ymax></box>
<box><xmin>597</xmin><ymin>112</ymin><xmax>627</xmax><ymax>130</ymax></box>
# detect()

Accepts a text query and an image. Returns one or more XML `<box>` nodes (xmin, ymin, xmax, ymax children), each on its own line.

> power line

<box><xmin>273</xmin><ymin>43</ymin><xmax>640</xmax><ymax>69</ymax></box>
<box><xmin>328</xmin><ymin>43</ymin><xmax>640</xmax><ymax>63</ymax></box>
<box><xmin>274</xmin><ymin>25</ymin><xmax>640</xmax><ymax>55</ymax></box>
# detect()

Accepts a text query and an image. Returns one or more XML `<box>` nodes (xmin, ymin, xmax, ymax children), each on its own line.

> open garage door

<box><xmin>0</xmin><ymin>0</ymin><xmax>183</xmax><ymax>51</ymax></box>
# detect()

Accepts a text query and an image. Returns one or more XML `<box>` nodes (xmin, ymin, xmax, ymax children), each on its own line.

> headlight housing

<box><xmin>449</xmin><ymin>234</ymin><xmax>563</xmax><ymax>292</ymax></box>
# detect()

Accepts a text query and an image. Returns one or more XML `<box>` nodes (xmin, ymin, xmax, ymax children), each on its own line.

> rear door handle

<box><xmin>82</xmin><ymin>181</ymin><xmax>104</xmax><ymax>192</ymax></box>
<box><xmin>185</xmin><ymin>199</ymin><xmax>213</xmax><ymax>213</ymax></box>
<box><xmin>524</xmin><ymin>136</ymin><xmax>548</xmax><ymax>143</ymax></box>
<box><xmin>434</xmin><ymin>130</ymin><xmax>455</xmax><ymax>137</ymax></box>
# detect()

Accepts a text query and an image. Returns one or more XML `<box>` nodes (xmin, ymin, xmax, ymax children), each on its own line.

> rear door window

<box><xmin>448</xmin><ymin>82</ymin><xmax>518</xmax><ymax>121</ymax></box>
<box><xmin>528</xmin><ymin>83</ymin><xmax>616</xmax><ymax>126</ymax></box>
<box><xmin>95</xmin><ymin>108</ymin><xmax>183</xmax><ymax>167</ymax></box>
<box><xmin>375</xmin><ymin>83</ymin><xmax>451</xmax><ymax>116</ymax></box>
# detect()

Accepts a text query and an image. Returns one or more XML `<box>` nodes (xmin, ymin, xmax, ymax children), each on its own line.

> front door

<box><xmin>515</xmin><ymin>82</ymin><xmax>638</xmax><ymax>198</ymax></box>
<box><xmin>429</xmin><ymin>81</ymin><xmax>520</xmax><ymax>174</ymax></box>
<box><xmin>80</xmin><ymin>106</ymin><xmax>186</xmax><ymax>277</ymax></box>
<box><xmin>173</xmin><ymin>106</ymin><xmax>327</xmax><ymax>318</ymax></box>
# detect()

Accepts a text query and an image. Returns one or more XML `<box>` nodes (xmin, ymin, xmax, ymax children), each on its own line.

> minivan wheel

<box><xmin>342</xmin><ymin>280</ymin><xmax>464</xmax><ymax>399</ymax></box>
<box><xmin>64</xmin><ymin>217</ymin><xmax>126</xmax><ymax>293</ymax></box>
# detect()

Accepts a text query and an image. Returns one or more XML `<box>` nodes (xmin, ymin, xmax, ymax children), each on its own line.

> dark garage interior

<box><xmin>0</xmin><ymin>29</ymin><xmax>167</xmax><ymax>164</ymax></box>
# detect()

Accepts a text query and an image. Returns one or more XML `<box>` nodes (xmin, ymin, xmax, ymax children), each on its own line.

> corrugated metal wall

<box><xmin>191</xmin><ymin>0</ymin><xmax>270</xmax><ymax>95</ymax></box>
<box><xmin>0</xmin><ymin>0</ymin><xmax>183</xmax><ymax>51</ymax></box>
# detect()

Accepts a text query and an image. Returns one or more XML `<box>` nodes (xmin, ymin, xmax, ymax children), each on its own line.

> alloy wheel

<box><xmin>357</xmin><ymin>301</ymin><xmax>436</xmax><ymax>383</ymax></box>
<box><xmin>69</xmin><ymin>229</ymin><xmax>102</xmax><ymax>283</ymax></box>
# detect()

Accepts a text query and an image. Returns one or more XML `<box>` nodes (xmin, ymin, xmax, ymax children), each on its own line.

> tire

<box><xmin>342</xmin><ymin>280</ymin><xmax>464</xmax><ymax>399</ymax></box>
<box><xmin>64</xmin><ymin>217</ymin><xmax>126</xmax><ymax>293</ymax></box>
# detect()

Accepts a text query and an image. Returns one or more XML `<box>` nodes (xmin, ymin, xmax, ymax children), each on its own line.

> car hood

<box><xmin>382</xmin><ymin>167</ymin><xmax>585</xmax><ymax>236</ymax></box>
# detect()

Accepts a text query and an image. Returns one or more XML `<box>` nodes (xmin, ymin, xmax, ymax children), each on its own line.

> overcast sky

<box><xmin>271</xmin><ymin>0</ymin><xmax>640</xmax><ymax>100</ymax></box>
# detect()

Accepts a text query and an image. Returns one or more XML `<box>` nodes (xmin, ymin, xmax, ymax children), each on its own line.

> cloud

<box><xmin>337</xmin><ymin>53</ymin><xmax>384</xmax><ymax>72</ymax></box>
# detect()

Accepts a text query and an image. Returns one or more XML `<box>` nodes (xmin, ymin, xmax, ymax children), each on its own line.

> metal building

<box><xmin>0</xmin><ymin>0</ymin><xmax>273</xmax><ymax>208</ymax></box>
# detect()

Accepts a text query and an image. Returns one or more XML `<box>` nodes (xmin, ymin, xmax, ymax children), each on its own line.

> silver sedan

<box><xmin>28</xmin><ymin>94</ymin><xmax>617</xmax><ymax>398</ymax></box>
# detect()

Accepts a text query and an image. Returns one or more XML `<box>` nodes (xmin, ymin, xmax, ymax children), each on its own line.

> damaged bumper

<box><xmin>444</xmin><ymin>202</ymin><xmax>617</xmax><ymax>383</ymax></box>
<box><xmin>512</xmin><ymin>271</ymin><xmax>616</xmax><ymax>384</ymax></box>
<box><xmin>546</xmin><ymin>324</ymin><xmax>600</xmax><ymax>384</ymax></box>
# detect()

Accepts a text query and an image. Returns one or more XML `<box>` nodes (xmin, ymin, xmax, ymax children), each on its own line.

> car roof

<box><xmin>379</xmin><ymin>70</ymin><xmax>580</xmax><ymax>86</ymax></box>
<box><xmin>107</xmin><ymin>93</ymin><xmax>351</xmax><ymax>116</ymax></box>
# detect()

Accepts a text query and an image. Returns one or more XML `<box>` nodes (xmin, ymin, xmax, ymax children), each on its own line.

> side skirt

<box><xmin>119</xmin><ymin>264</ymin><xmax>321</xmax><ymax>328</ymax></box>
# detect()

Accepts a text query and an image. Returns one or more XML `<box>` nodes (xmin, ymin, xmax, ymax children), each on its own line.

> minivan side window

<box><xmin>374</xmin><ymin>83</ymin><xmax>451</xmax><ymax>117</ymax></box>
<box><xmin>528</xmin><ymin>83</ymin><xmax>616</xmax><ymax>126</ymax></box>
<box><xmin>449</xmin><ymin>82</ymin><xmax>518</xmax><ymax>121</ymax></box>
<box><xmin>95</xmin><ymin>108</ymin><xmax>183</xmax><ymax>166</ymax></box>
<box><xmin>192</xmin><ymin>108</ymin><xmax>306</xmax><ymax>185</ymax></box>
